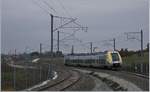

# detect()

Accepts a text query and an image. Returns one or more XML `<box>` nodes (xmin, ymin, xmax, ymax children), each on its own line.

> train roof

<box><xmin>67</xmin><ymin>52</ymin><xmax>107</xmax><ymax>56</ymax></box>
<box><xmin>66</xmin><ymin>51</ymin><xmax>119</xmax><ymax>56</ymax></box>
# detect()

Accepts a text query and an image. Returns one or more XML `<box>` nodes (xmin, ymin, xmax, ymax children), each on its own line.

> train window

<box><xmin>111</xmin><ymin>53</ymin><xmax>119</xmax><ymax>61</ymax></box>
<box><xmin>97</xmin><ymin>59</ymin><xmax>99</xmax><ymax>64</ymax></box>
<box><xmin>66</xmin><ymin>60</ymin><xmax>68</xmax><ymax>63</ymax></box>
<box><xmin>94</xmin><ymin>60</ymin><xmax>97</xmax><ymax>64</ymax></box>
<box><xmin>80</xmin><ymin>60</ymin><xmax>83</xmax><ymax>63</ymax></box>
<box><xmin>96</xmin><ymin>60</ymin><xmax>99</xmax><ymax>64</ymax></box>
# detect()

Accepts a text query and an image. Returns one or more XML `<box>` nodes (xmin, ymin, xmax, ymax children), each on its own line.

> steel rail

<box><xmin>39</xmin><ymin>70</ymin><xmax>80</xmax><ymax>91</ymax></box>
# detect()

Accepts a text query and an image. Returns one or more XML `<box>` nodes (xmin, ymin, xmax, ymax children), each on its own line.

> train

<box><xmin>64</xmin><ymin>51</ymin><xmax>122</xmax><ymax>69</ymax></box>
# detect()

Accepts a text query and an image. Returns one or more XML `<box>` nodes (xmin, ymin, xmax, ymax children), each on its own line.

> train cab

<box><xmin>107</xmin><ymin>51</ymin><xmax>122</xmax><ymax>67</ymax></box>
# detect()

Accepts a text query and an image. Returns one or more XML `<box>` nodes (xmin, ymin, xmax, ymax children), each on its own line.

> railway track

<box><xmin>120</xmin><ymin>71</ymin><xmax>149</xmax><ymax>79</ymax></box>
<box><xmin>69</xmin><ymin>66</ymin><xmax>149</xmax><ymax>91</ymax></box>
<box><xmin>40</xmin><ymin>70</ymin><xmax>81</xmax><ymax>91</ymax></box>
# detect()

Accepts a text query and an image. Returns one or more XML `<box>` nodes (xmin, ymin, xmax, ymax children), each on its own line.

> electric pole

<box><xmin>50</xmin><ymin>14</ymin><xmax>53</xmax><ymax>55</ymax></box>
<box><xmin>40</xmin><ymin>43</ymin><xmax>42</xmax><ymax>55</ymax></box>
<box><xmin>14</xmin><ymin>49</ymin><xmax>16</xmax><ymax>56</ymax></box>
<box><xmin>141</xmin><ymin>29</ymin><xmax>143</xmax><ymax>56</ymax></box>
<box><xmin>90</xmin><ymin>42</ymin><xmax>92</xmax><ymax>54</ymax></box>
<box><xmin>57</xmin><ymin>31</ymin><xmax>59</xmax><ymax>52</ymax></box>
<box><xmin>71</xmin><ymin>45</ymin><xmax>74</xmax><ymax>54</ymax></box>
<box><xmin>113</xmin><ymin>38</ymin><xmax>116</xmax><ymax>51</ymax></box>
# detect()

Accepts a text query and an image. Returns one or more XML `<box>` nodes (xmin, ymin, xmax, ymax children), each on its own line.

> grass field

<box><xmin>1</xmin><ymin>62</ymin><xmax>48</xmax><ymax>91</ymax></box>
<box><xmin>39</xmin><ymin>57</ymin><xmax>64</xmax><ymax>65</ymax></box>
<box><xmin>122</xmin><ymin>52</ymin><xmax>149</xmax><ymax>65</ymax></box>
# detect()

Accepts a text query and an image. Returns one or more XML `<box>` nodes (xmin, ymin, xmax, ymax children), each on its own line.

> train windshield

<box><xmin>111</xmin><ymin>53</ymin><xmax>119</xmax><ymax>61</ymax></box>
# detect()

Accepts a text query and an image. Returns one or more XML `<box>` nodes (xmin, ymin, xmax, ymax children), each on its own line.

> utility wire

<box><xmin>42</xmin><ymin>0</ymin><xmax>58</xmax><ymax>14</ymax></box>
<box><xmin>56</xmin><ymin>0</ymin><xmax>72</xmax><ymax>18</ymax></box>
<box><xmin>32</xmin><ymin>0</ymin><xmax>59</xmax><ymax>15</ymax></box>
<box><xmin>32</xmin><ymin>0</ymin><xmax>51</xmax><ymax>14</ymax></box>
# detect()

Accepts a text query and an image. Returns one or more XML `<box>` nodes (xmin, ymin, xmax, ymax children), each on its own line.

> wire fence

<box><xmin>122</xmin><ymin>63</ymin><xmax>149</xmax><ymax>76</ymax></box>
<box><xmin>1</xmin><ymin>62</ymin><xmax>54</xmax><ymax>91</ymax></box>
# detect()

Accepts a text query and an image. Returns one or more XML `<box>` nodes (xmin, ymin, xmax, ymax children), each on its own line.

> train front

<box><xmin>107</xmin><ymin>51</ymin><xmax>122</xmax><ymax>68</ymax></box>
<box><xmin>111</xmin><ymin>52</ymin><xmax>122</xmax><ymax>67</ymax></box>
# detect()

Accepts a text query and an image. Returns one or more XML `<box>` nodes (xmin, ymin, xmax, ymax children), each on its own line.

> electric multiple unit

<box><xmin>64</xmin><ymin>51</ymin><xmax>122</xmax><ymax>68</ymax></box>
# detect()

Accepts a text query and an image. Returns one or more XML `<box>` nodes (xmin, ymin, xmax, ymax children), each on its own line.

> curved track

<box><xmin>69</xmin><ymin>66</ymin><xmax>149</xmax><ymax>91</ymax></box>
<box><xmin>40</xmin><ymin>70</ymin><xmax>81</xmax><ymax>91</ymax></box>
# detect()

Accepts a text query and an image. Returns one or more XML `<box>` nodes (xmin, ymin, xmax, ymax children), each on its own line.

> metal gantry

<box><xmin>50</xmin><ymin>14</ymin><xmax>87</xmax><ymax>54</ymax></box>
<box><xmin>124</xmin><ymin>29</ymin><xmax>144</xmax><ymax>56</ymax></box>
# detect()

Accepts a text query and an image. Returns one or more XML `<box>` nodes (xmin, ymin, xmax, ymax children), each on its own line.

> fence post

<box><xmin>140</xmin><ymin>63</ymin><xmax>143</xmax><ymax>74</ymax></box>
<box><xmin>44</xmin><ymin>67</ymin><xmax>46</xmax><ymax>80</ymax></box>
<box><xmin>148</xmin><ymin>64</ymin><xmax>149</xmax><ymax>75</ymax></box>
<box><xmin>130</xmin><ymin>64</ymin><xmax>132</xmax><ymax>72</ymax></box>
<box><xmin>129</xmin><ymin>64</ymin><xmax>132</xmax><ymax>72</ymax></box>
<box><xmin>25</xmin><ymin>67</ymin><xmax>28</xmax><ymax>89</ymax></box>
<box><xmin>47</xmin><ymin>64</ymin><xmax>50</xmax><ymax>79</ymax></box>
<box><xmin>146</xmin><ymin>64</ymin><xmax>149</xmax><ymax>75</ymax></box>
<box><xmin>143</xmin><ymin>64</ymin><xmax>145</xmax><ymax>74</ymax></box>
<box><xmin>32</xmin><ymin>69</ymin><xmax>34</xmax><ymax>85</ymax></box>
<box><xmin>40</xmin><ymin>66</ymin><xmax>42</xmax><ymax>82</ymax></box>
<box><xmin>47</xmin><ymin>64</ymin><xmax>53</xmax><ymax>79</ymax></box>
<box><xmin>35</xmin><ymin>69</ymin><xmax>37</xmax><ymax>85</ymax></box>
<box><xmin>134</xmin><ymin>64</ymin><xmax>137</xmax><ymax>73</ymax></box>
<box><xmin>13</xmin><ymin>67</ymin><xmax>16</xmax><ymax>90</ymax></box>
<box><xmin>145</xmin><ymin>64</ymin><xmax>146</xmax><ymax>74</ymax></box>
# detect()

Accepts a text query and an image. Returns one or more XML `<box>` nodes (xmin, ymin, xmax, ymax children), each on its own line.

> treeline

<box><xmin>117</xmin><ymin>43</ymin><xmax>149</xmax><ymax>57</ymax></box>
<box><xmin>1</xmin><ymin>51</ymin><xmax>64</xmax><ymax>62</ymax></box>
<box><xmin>29</xmin><ymin>51</ymin><xmax>64</xmax><ymax>58</ymax></box>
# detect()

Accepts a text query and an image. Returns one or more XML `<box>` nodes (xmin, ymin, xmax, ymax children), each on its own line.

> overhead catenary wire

<box><xmin>31</xmin><ymin>0</ymin><xmax>88</xmax><ymax>53</ymax></box>
<box><xmin>41</xmin><ymin>0</ymin><xmax>58</xmax><ymax>14</ymax></box>
<box><xmin>56</xmin><ymin>0</ymin><xmax>72</xmax><ymax>18</ymax></box>
<box><xmin>31</xmin><ymin>0</ymin><xmax>51</xmax><ymax>14</ymax></box>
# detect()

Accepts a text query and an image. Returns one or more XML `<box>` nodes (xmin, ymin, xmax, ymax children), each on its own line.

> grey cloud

<box><xmin>2</xmin><ymin>0</ymin><xmax>149</xmax><ymax>53</ymax></box>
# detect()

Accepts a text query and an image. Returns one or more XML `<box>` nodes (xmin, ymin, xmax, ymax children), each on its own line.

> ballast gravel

<box><xmin>75</xmin><ymin>68</ymin><xmax>142</xmax><ymax>91</ymax></box>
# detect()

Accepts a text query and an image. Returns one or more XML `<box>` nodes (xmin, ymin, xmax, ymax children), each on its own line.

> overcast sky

<box><xmin>2</xmin><ymin>0</ymin><xmax>149</xmax><ymax>54</ymax></box>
